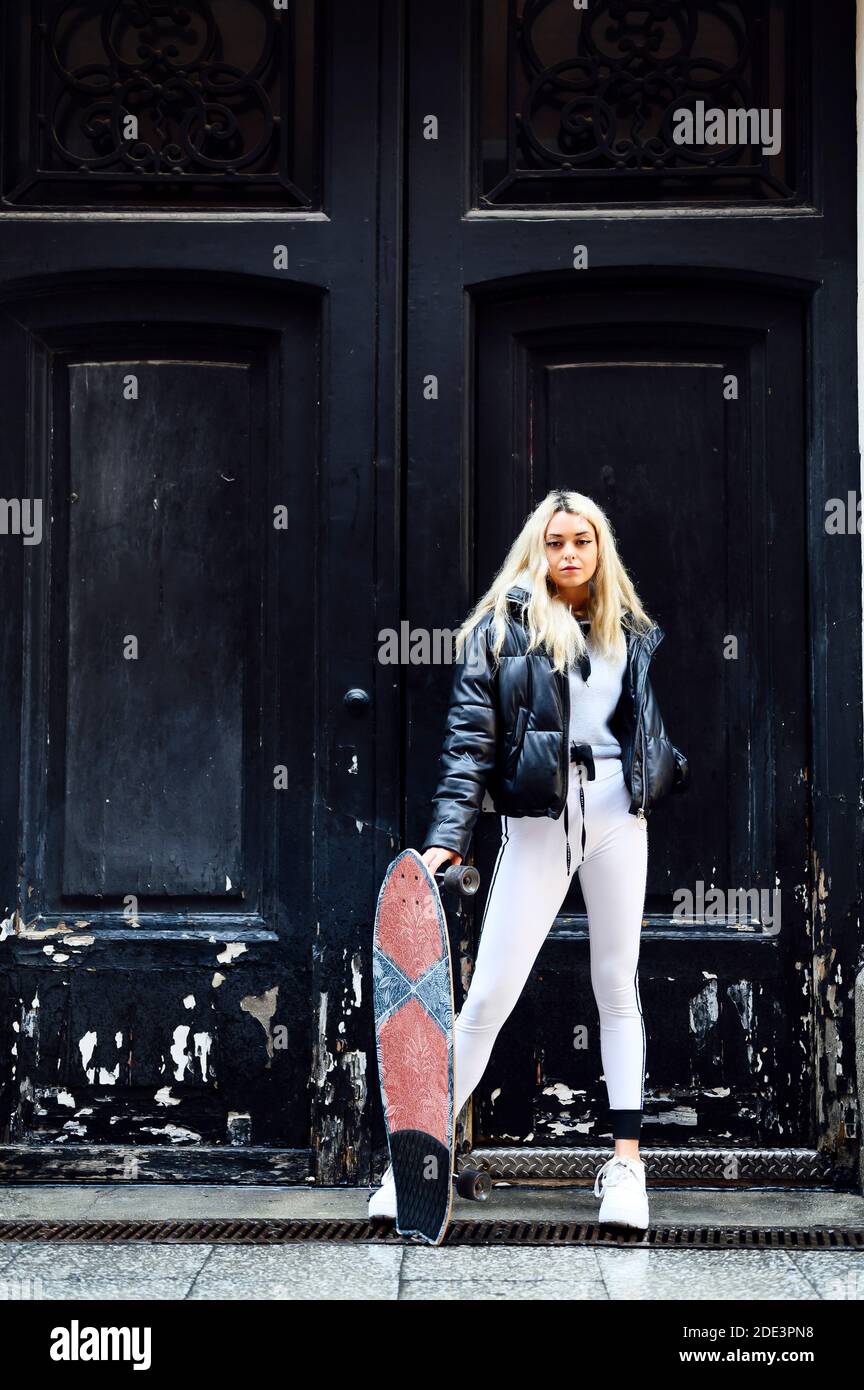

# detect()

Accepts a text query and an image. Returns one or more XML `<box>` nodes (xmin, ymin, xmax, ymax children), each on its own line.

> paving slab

<box><xmin>0</xmin><ymin>1181</ymin><xmax>861</xmax><ymax>1226</ymax></box>
<box><xmin>0</xmin><ymin>1182</ymin><xmax>860</xmax><ymax>1300</ymax></box>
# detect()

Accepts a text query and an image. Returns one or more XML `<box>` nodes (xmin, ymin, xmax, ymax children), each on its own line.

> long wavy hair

<box><xmin>455</xmin><ymin>490</ymin><xmax>654</xmax><ymax>674</ymax></box>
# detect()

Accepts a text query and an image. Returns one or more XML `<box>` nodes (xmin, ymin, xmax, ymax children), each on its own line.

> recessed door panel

<box><xmin>64</xmin><ymin>361</ymin><xmax>249</xmax><ymax>898</ymax></box>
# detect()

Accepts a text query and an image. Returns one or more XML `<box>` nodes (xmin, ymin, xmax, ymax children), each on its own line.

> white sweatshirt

<box><xmin>567</xmin><ymin>625</ymin><xmax>626</xmax><ymax>758</ymax></box>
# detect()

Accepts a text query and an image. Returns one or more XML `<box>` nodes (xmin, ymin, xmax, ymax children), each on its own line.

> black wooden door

<box><xmin>0</xmin><ymin>1</ymin><xmax>401</xmax><ymax>1183</ymax></box>
<box><xmin>407</xmin><ymin>0</ymin><xmax>861</xmax><ymax>1185</ymax></box>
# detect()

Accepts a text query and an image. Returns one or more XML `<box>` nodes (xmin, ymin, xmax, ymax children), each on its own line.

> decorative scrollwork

<box><xmin>480</xmin><ymin>0</ymin><xmax>797</xmax><ymax>205</ymax></box>
<box><xmin>9</xmin><ymin>0</ymin><xmax>319</xmax><ymax>206</ymax></box>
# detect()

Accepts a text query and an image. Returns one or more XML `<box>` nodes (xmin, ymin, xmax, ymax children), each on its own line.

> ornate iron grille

<box><xmin>475</xmin><ymin>0</ymin><xmax>801</xmax><ymax>207</ymax></box>
<box><xmin>3</xmin><ymin>0</ymin><xmax>321</xmax><ymax>208</ymax></box>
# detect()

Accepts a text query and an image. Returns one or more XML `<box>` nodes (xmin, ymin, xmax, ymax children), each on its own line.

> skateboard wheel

<box><xmin>437</xmin><ymin>864</ymin><xmax>481</xmax><ymax>897</ymax></box>
<box><xmin>454</xmin><ymin>1165</ymin><xmax>492</xmax><ymax>1201</ymax></box>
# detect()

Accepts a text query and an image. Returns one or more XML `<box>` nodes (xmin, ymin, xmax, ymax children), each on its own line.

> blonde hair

<box><xmin>455</xmin><ymin>490</ymin><xmax>654</xmax><ymax>674</ymax></box>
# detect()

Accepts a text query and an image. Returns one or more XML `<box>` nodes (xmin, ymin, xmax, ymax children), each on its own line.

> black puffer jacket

<box><xmin>421</xmin><ymin>582</ymin><xmax>690</xmax><ymax>862</ymax></box>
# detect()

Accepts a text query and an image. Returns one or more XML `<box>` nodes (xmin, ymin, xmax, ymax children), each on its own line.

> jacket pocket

<box><xmin>503</xmin><ymin>705</ymin><xmax>529</xmax><ymax>778</ymax></box>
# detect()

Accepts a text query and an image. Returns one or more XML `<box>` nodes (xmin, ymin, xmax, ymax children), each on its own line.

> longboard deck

<box><xmin>372</xmin><ymin>848</ymin><xmax>455</xmax><ymax>1245</ymax></box>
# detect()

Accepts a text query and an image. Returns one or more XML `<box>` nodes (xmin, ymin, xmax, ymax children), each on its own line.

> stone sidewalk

<box><xmin>0</xmin><ymin>1183</ymin><xmax>861</xmax><ymax>1301</ymax></box>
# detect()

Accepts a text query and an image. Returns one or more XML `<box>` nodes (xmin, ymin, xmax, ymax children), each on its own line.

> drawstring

<box><xmin>566</xmin><ymin>741</ymin><xmax>595</xmax><ymax>876</ymax></box>
<box><xmin>566</xmin><ymin>629</ymin><xmax>592</xmax><ymax>874</ymax></box>
<box><xmin>577</xmin><ymin>767</ymin><xmax>587</xmax><ymax>862</ymax></box>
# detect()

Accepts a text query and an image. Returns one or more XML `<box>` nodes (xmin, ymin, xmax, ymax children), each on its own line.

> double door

<box><xmin>0</xmin><ymin>0</ymin><xmax>858</xmax><ymax>1187</ymax></box>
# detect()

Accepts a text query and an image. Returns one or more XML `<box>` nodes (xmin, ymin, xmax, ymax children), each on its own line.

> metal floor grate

<box><xmin>0</xmin><ymin>1220</ymin><xmax>862</xmax><ymax>1247</ymax></box>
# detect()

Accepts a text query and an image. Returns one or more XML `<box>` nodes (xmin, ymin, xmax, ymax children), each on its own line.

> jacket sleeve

<box><xmin>420</xmin><ymin>619</ymin><xmax>499</xmax><ymax>860</ymax></box>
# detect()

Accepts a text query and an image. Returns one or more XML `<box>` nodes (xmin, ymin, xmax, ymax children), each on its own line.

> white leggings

<box><xmin>453</xmin><ymin>755</ymin><xmax>649</xmax><ymax>1140</ymax></box>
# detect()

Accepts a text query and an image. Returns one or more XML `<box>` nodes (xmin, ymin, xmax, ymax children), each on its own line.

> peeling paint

<box><xmin>240</xmin><ymin>986</ymin><xmax>279</xmax><ymax>1063</ymax></box>
<box><xmin>727</xmin><ymin>981</ymin><xmax>754</xmax><ymax>1032</ymax></box>
<box><xmin>139</xmin><ymin>1124</ymin><xmax>202</xmax><ymax>1143</ymax></box>
<box><xmin>170</xmin><ymin>1026</ymin><xmax>192</xmax><ymax>1080</ymax></box>
<box><xmin>341</xmin><ymin>1049</ymin><xmax>367</xmax><ymax>1111</ymax></box>
<box><xmin>167</xmin><ymin>1027</ymin><xmax>212</xmax><ymax>1084</ymax></box>
<box><xmin>543</xmin><ymin>1116</ymin><xmax>574</xmax><ymax>1137</ymax></box>
<box><xmin>689</xmin><ymin>979</ymin><xmax>719</xmax><ymax>1038</ymax></box>
<box><xmin>350</xmin><ymin>952</ymin><xmax>362</xmax><ymax>1008</ymax></box>
<box><xmin>659</xmin><ymin>1106</ymin><xmax>698</xmax><ymax>1125</ymax></box>
<box><xmin>79</xmin><ymin>1030</ymin><xmax>98</xmax><ymax>1082</ymax></box>
<box><xmin>154</xmin><ymin>1086</ymin><xmax>181</xmax><ymax>1107</ymax></box>
<box><xmin>17</xmin><ymin>919</ymin><xmax>69</xmax><ymax>939</ymax></box>
<box><xmin>227</xmin><ymin>1112</ymin><xmax>252</xmax><ymax>1145</ymax></box>
<box><xmin>61</xmin><ymin>1120</ymin><xmax>89</xmax><ymax>1137</ymax></box>
<box><xmin>542</xmin><ymin>1081</ymin><xmax>583</xmax><ymax>1104</ymax></box>
<box><xmin>33</xmin><ymin>1086</ymin><xmax>76</xmax><ymax>1113</ymax></box>
<box><xmin>22</xmin><ymin>992</ymin><xmax>40</xmax><ymax>1062</ymax></box>
<box><xmin>312</xmin><ymin>991</ymin><xmax>334</xmax><ymax>1093</ymax></box>
<box><xmin>215</xmin><ymin>942</ymin><xmax>247</xmax><ymax>965</ymax></box>
<box><xmin>193</xmin><ymin>1033</ymin><xmax>212</xmax><ymax>1081</ymax></box>
<box><xmin>811</xmin><ymin>847</ymin><xmax>830</xmax><ymax>930</ymax></box>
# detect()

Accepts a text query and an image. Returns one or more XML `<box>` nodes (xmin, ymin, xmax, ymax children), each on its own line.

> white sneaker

<box><xmin>367</xmin><ymin>1163</ymin><xmax>397</xmax><ymax>1220</ymax></box>
<box><xmin>593</xmin><ymin>1155</ymin><xmax>649</xmax><ymax>1230</ymax></box>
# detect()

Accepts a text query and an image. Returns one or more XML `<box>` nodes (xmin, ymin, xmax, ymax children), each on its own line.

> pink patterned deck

<box><xmin>378</xmin><ymin>995</ymin><xmax>449</xmax><ymax>1146</ymax></box>
<box><xmin>375</xmin><ymin>863</ymin><xmax>443</xmax><ymax>980</ymax></box>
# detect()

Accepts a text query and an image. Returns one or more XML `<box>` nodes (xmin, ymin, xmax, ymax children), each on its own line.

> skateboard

<box><xmin>372</xmin><ymin>847</ymin><xmax>492</xmax><ymax>1244</ymax></box>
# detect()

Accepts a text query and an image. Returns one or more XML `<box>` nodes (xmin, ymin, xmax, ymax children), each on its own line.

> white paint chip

<box><xmin>216</xmin><ymin>942</ymin><xmax>247</xmax><ymax>965</ymax></box>
<box><xmin>79</xmin><ymin>1030</ymin><xmax>98</xmax><ymax>1082</ymax></box>
<box><xmin>154</xmin><ymin>1086</ymin><xmax>181</xmax><ymax>1108</ymax></box>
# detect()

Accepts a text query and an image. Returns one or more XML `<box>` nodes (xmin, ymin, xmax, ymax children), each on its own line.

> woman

<box><xmin>370</xmin><ymin>489</ymin><xmax>690</xmax><ymax>1230</ymax></box>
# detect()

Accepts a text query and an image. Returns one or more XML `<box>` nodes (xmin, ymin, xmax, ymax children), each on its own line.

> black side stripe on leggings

<box><xmin>478</xmin><ymin>815</ymin><xmax>510</xmax><ymax>939</ymax></box>
<box><xmin>634</xmin><ymin>963</ymin><xmax>646</xmax><ymax>1109</ymax></box>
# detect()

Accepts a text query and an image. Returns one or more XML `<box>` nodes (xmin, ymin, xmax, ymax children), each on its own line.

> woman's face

<box><xmin>544</xmin><ymin>510</ymin><xmax>598</xmax><ymax>606</ymax></box>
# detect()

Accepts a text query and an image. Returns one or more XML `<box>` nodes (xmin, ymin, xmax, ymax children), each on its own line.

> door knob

<box><xmin>343</xmin><ymin>688</ymin><xmax>371</xmax><ymax>713</ymax></box>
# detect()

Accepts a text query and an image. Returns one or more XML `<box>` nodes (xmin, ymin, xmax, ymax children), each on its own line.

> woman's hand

<box><xmin>421</xmin><ymin>846</ymin><xmax>463</xmax><ymax>874</ymax></box>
